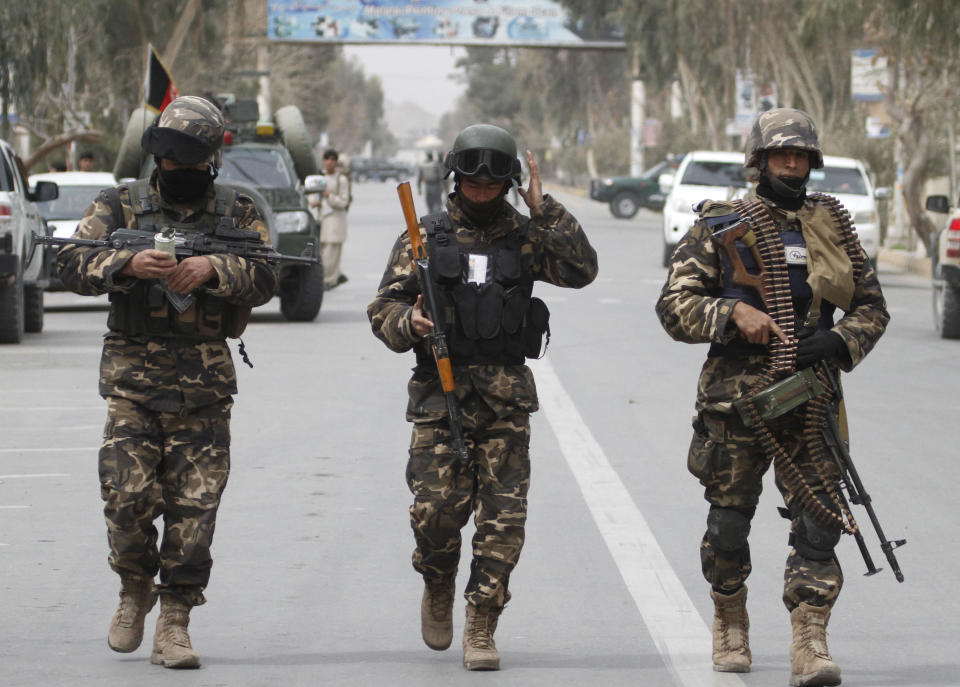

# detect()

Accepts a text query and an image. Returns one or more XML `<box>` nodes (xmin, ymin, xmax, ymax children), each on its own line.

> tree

<box><xmin>865</xmin><ymin>0</ymin><xmax>960</xmax><ymax>249</ymax></box>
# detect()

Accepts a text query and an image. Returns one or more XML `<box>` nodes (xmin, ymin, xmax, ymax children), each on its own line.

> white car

<box><xmin>28</xmin><ymin>170</ymin><xmax>116</xmax><ymax>290</ymax></box>
<box><xmin>808</xmin><ymin>155</ymin><xmax>886</xmax><ymax>264</ymax></box>
<box><xmin>659</xmin><ymin>151</ymin><xmax>885</xmax><ymax>267</ymax></box>
<box><xmin>659</xmin><ymin>150</ymin><xmax>746</xmax><ymax>266</ymax></box>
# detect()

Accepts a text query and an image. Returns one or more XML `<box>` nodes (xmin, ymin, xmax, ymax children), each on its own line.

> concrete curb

<box><xmin>878</xmin><ymin>248</ymin><xmax>930</xmax><ymax>278</ymax></box>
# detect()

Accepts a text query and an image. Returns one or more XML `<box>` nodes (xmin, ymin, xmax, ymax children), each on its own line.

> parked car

<box><xmin>114</xmin><ymin>100</ymin><xmax>325</xmax><ymax>322</ymax></box>
<box><xmin>659</xmin><ymin>150</ymin><xmax>747</xmax><ymax>266</ymax></box>
<box><xmin>349</xmin><ymin>157</ymin><xmax>411</xmax><ymax>183</ymax></box>
<box><xmin>0</xmin><ymin>138</ymin><xmax>58</xmax><ymax>342</ymax></box>
<box><xmin>28</xmin><ymin>170</ymin><xmax>117</xmax><ymax>290</ymax></box>
<box><xmin>808</xmin><ymin>155</ymin><xmax>886</xmax><ymax>265</ymax></box>
<box><xmin>589</xmin><ymin>158</ymin><xmax>680</xmax><ymax>219</ymax></box>
<box><xmin>924</xmin><ymin>193</ymin><xmax>960</xmax><ymax>338</ymax></box>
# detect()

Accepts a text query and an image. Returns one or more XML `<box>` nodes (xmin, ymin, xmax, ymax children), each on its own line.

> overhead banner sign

<box><xmin>267</xmin><ymin>1</ymin><xmax>626</xmax><ymax>48</ymax></box>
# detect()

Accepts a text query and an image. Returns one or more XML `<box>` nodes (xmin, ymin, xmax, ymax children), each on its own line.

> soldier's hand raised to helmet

<box><xmin>517</xmin><ymin>149</ymin><xmax>543</xmax><ymax>210</ymax></box>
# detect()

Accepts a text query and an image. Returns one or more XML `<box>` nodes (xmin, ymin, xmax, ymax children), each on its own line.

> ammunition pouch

<box><xmin>735</xmin><ymin>367</ymin><xmax>824</xmax><ymax>426</ymax></box>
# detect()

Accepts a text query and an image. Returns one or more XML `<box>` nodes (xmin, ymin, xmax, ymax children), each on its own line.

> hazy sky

<box><xmin>343</xmin><ymin>45</ymin><xmax>466</xmax><ymax>115</ymax></box>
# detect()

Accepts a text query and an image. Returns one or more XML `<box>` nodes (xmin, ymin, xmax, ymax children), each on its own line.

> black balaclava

<box><xmin>454</xmin><ymin>175</ymin><xmax>510</xmax><ymax>227</ymax></box>
<box><xmin>756</xmin><ymin>151</ymin><xmax>808</xmax><ymax>211</ymax></box>
<box><xmin>156</xmin><ymin>158</ymin><xmax>218</xmax><ymax>204</ymax></box>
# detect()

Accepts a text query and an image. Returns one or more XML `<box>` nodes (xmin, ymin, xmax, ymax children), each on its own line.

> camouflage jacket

<box><xmin>57</xmin><ymin>175</ymin><xmax>278</xmax><ymax>412</ymax></box>
<box><xmin>655</xmin><ymin>195</ymin><xmax>889</xmax><ymax>415</ymax></box>
<box><xmin>367</xmin><ymin>193</ymin><xmax>598</xmax><ymax>421</ymax></box>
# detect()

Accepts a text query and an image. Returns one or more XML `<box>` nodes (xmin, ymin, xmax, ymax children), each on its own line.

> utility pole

<box><xmin>629</xmin><ymin>47</ymin><xmax>645</xmax><ymax>176</ymax></box>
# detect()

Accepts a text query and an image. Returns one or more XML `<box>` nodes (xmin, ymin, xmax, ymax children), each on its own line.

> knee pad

<box><xmin>791</xmin><ymin>511</ymin><xmax>842</xmax><ymax>561</ymax></box>
<box><xmin>706</xmin><ymin>507</ymin><xmax>753</xmax><ymax>552</ymax></box>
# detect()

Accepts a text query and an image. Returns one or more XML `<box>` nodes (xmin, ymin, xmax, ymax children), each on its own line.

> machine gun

<box><xmin>713</xmin><ymin>208</ymin><xmax>905</xmax><ymax>582</ymax></box>
<box><xmin>397</xmin><ymin>181</ymin><xmax>470</xmax><ymax>464</ymax></box>
<box><xmin>817</xmin><ymin>362</ymin><xmax>906</xmax><ymax>582</ymax></box>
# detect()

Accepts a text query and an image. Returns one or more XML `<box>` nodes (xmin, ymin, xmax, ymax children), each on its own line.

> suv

<box><xmin>349</xmin><ymin>157</ymin><xmax>411</xmax><ymax>183</ymax></box>
<box><xmin>924</xmin><ymin>193</ymin><xmax>960</xmax><ymax>338</ymax></box>
<box><xmin>808</xmin><ymin>155</ymin><xmax>885</xmax><ymax>265</ymax></box>
<box><xmin>28</xmin><ymin>170</ymin><xmax>118</xmax><ymax>290</ymax></box>
<box><xmin>113</xmin><ymin>100</ymin><xmax>325</xmax><ymax>321</ymax></box>
<box><xmin>0</xmin><ymin>138</ymin><xmax>58</xmax><ymax>342</ymax></box>
<box><xmin>589</xmin><ymin>158</ymin><xmax>679</xmax><ymax>219</ymax></box>
<box><xmin>658</xmin><ymin>150</ymin><xmax>747</xmax><ymax>266</ymax></box>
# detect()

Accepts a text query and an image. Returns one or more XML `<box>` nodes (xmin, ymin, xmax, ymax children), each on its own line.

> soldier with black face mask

<box><xmin>57</xmin><ymin>95</ymin><xmax>278</xmax><ymax>670</ymax></box>
<box><xmin>368</xmin><ymin>124</ymin><xmax>597</xmax><ymax>672</ymax></box>
<box><xmin>656</xmin><ymin>108</ymin><xmax>889</xmax><ymax>686</ymax></box>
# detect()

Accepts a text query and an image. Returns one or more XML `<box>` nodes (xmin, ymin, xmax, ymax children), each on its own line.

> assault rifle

<box><xmin>397</xmin><ymin>181</ymin><xmax>470</xmax><ymax>463</ymax></box>
<box><xmin>30</xmin><ymin>224</ymin><xmax>319</xmax><ymax>267</ymax></box>
<box><xmin>817</xmin><ymin>362</ymin><xmax>906</xmax><ymax>582</ymax></box>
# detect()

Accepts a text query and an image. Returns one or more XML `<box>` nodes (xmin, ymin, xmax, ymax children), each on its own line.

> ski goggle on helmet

<box><xmin>445</xmin><ymin>148</ymin><xmax>521</xmax><ymax>180</ymax></box>
<box><xmin>444</xmin><ymin>124</ymin><xmax>522</xmax><ymax>182</ymax></box>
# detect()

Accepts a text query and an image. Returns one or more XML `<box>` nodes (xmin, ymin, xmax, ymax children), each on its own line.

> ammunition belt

<box><xmin>730</xmin><ymin>197</ymin><xmax>857</xmax><ymax>534</ymax></box>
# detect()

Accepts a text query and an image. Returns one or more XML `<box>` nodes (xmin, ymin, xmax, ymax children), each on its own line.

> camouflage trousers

<box><xmin>406</xmin><ymin>405</ymin><xmax>530</xmax><ymax>610</ymax></box>
<box><xmin>99</xmin><ymin>395</ymin><xmax>232</xmax><ymax>606</ymax></box>
<box><xmin>688</xmin><ymin>409</ymin><xmax>843</xmax><ymax>611</ymax></box>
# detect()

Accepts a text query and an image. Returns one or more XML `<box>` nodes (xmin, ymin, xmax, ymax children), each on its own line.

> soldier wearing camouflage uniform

<box><xmin>655</xmin><ymin>108</ymin><xmax>888</xmax><ymax>687</ymax></box>
<box><xmin>367</xmin><ymin>124</ymin><xmax>597</xmax><ymax>671</ymax></box>
<box><xmin>58</xmin><ymin>96</ymin><xmax>278</xmax><ymax>669</ymax></box>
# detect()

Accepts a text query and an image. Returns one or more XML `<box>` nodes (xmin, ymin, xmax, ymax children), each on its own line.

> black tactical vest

<box><xmin>414</xmin><ymin>212</ymin><xmax>549</xmax><ymax>367</ymax></box>
<box><xmin>105</xmin><ymin>179</ymin><xmax>250</xmax><ymax>340</ymax></box>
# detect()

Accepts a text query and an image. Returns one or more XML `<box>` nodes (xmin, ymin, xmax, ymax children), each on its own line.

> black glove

<box><xmin>795</xmin><ymin>328</ymin><xmax>847</xmax><ymax>369</ymax></box>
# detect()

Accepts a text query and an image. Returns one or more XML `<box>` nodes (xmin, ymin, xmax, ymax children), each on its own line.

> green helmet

<box><xmin>745</xmin><ymin>107</ymin><xmax>823</xmax><ymax>172</ymax></box>
<box><xmin>141</xmin><ymin>95</ymin><xmax>225</xmax><ymax>167</ymax></box>
<box><xmin>444</xmin><ymin>124</ymin><xmax>521</xmax><ymax>183</ymax></box>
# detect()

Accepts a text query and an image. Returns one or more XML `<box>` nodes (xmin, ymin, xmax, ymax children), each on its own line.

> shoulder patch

<box><xmin>696</xmin><ymin>199</ymin><xmax>738</xmax><ymax>218</ymax></box>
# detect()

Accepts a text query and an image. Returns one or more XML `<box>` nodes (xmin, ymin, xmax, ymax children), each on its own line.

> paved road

<box><xmin>1</xmin><ymin>180</ymin><xmax>957</xmax><ymax>686</ymax></box>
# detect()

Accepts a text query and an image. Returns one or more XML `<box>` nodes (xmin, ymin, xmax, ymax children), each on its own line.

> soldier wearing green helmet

<box><xmin>368</xmin><ymin>124</ymin><xmax>597</xmax><ymax>671</ymax></box>
<box><xmin>656</xmin><ymin>107</ymin><xmax>889</xmax><ymax>686</ymax></box>
<box><xmin>57</xmin><ymin>95</ymin><xmax>278</xmax><ymax>670</ymax></box>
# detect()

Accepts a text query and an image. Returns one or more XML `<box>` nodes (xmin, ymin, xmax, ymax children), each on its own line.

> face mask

<box><xmin>457</xmin><ymin>190</ymin><xmax>505</xmax><ymax>227</ymax></box>
<box><xmin>157</xmin><ymin>165</ymin><xmax>216</xmax><ymax>203</ymax></box>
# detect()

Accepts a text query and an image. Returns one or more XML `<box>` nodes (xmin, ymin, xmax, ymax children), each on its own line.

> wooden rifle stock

<box><xmin>710</xmin><ymin>221</ymin><xmax>768</xmax><ymax>304</ymax></box>
<box><xmin>397</xmin><ymin>182</ymin><xmax>470</xmax><ymax>462</ymax></box>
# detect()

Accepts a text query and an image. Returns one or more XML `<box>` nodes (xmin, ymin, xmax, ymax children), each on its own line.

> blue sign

<box><xmin>267</xmin><ymin>1</ymin><xmax>625</xmax><ymax>48</ymax></box>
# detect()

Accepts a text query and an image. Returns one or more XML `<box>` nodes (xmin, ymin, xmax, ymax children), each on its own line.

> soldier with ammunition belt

<box><xmin>655</xmin><ymin>108</ymin><xmax>889</xmax><ymax>687</ymax></box>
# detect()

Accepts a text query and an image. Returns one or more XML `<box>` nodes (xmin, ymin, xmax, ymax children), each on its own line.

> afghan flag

<box><xmin>144</xmin><ymin>44</ymin><xmax>178</xmax><ymax>113</ymax></box>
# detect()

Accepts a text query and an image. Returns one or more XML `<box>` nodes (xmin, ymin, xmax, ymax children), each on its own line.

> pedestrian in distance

<box><xmin>417</xmin><ymin>150</ymin><xmax>447</xmax><ymax>215</ymax></box>
<box><xmin>655</xmin><ymin>108</ymin><xmax>889</xmax><ymax>686</ymax></box>
<box><xmin>57</xmin><ymin>95</ymin><xmax>278</xmax><ymax>669</ymax></box>
<box><xmin>78</xmin><ymin>151</ymin><xmax>96</xmax><ymax>171</ymax></box>
<box><xmin>318</xmin><ymin>148</ymin><xmax>351</xmax><ymax>290</ymax></box>
<box><xmin>367</xmin><ymin>124</ymin><xmax>598</xmax><ymax>671</ymax></box>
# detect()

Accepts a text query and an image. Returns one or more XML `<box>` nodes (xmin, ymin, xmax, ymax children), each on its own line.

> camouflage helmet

<box><xmin>745</xmin><ymin>107</ymin><xmax>823</xmax><ymax>172</ymax></box>
<box><xmin>141</xmin><ymin>95</ymin><xmax>225</xmax><ymax>167</ymax></box>
<box><xmin>444</xmin><ymin>124</ymin><xmax>521</xmax><ymax>183</ymax></box>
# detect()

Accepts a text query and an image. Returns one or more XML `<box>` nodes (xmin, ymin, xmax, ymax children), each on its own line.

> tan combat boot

<box><xmin>462</xmin><ymin>604</ymin><xmax>501</xmax><ymax>671</ymax></box>
<box><xmin>789</xmin><ymin>603</ymin><xmax>841</xmax><ymax>687</ymax></box>
<box><xmin>421</xmin><ymin>576</ymin><xmax>455</xmax><ymax>650</ymax></box>
<box><xmin>108</xmin><ymin>574</ymin><xmax>157</xmax><ymax>652</ymax></box>
<box><xmin>710</xmin><ymin>586</ymin><xmax>751</xmax><ymax>672</ymax></box>
<box><xmin>150</xmin><ymin>596</ymin><xmax>200</xmax><ymax>669</ymax></box>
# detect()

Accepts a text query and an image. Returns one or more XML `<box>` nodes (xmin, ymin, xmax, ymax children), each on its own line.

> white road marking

<box><xmin>0</xmin><ymin>505</ymin><xmax>30</xmax><ymax>509</ymax></box>
<box><xmin>0</xmin><ymin>473</ymin><xmax>71</xmax><ymax>479</ymax></box>
<box><xmin>534</xmin><ymin>358</ymin><xmax>745</xmax><ymax>687</ymax></box>
<box><xmin>0</xmin><ymin>447</ymin><xmax>96</xmax><ymax>454</ymax></box>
